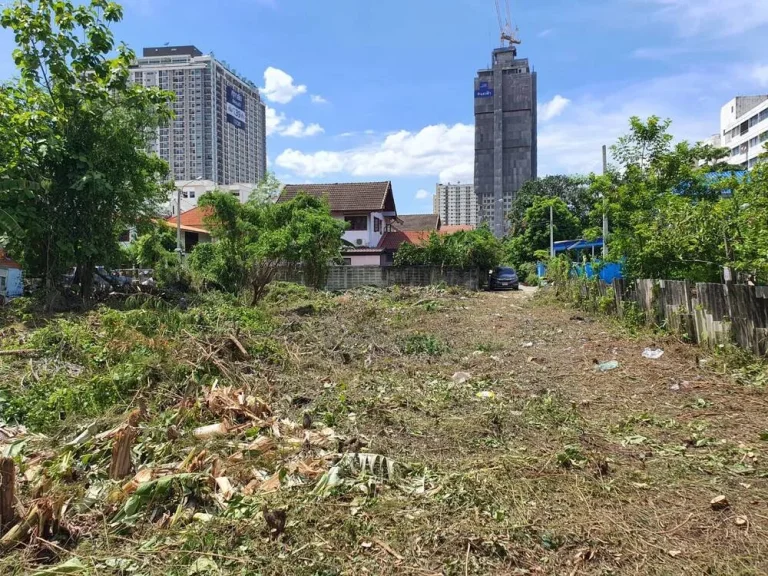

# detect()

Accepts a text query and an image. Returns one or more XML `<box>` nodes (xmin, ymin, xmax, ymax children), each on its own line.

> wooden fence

<box><xmin>605</xmin><ymin>279</ymin><xmax>768</xmax><ymax>355</ymax></box>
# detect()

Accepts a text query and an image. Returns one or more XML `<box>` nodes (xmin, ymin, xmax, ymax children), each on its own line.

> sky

<box><xmin>1</xmin><ymin>0</ymin><xmax>768</xmax><ymax>215</ymax></box>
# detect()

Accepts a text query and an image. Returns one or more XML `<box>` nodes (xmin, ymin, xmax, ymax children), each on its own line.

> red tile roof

<box><xmin>278</xmin><ymin>182</ymin><xmax>396</xmax><ymax>213</ymax></box>
<box><xmin>439</xmin><ymin>225</ymin><xmax>474</xmax><ymax>234</ymax></box>
<box><xmin>0</xmin><ymin>249</ymin><xmax>21</xmax><ymax>270</ymax></box>
<box><xmin>377</xmin><ymin>230</ymin><xmax>433</xmax><ymax>251</ymax></box>
<box><xmin>164</xmin><ymin>206</ymin><xmax>213</xmax><ymax>231</ymax></box>
<box><xmin>394</xmin><ymin>214</ymin><xmax>440</xmax><ymax>231</ymax></box>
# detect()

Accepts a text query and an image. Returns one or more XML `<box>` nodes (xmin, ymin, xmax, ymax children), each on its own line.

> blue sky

<box><xmin>1</xmin><ymin>0</ymin><xmax>768</xmax><ymax>214</ymax></box>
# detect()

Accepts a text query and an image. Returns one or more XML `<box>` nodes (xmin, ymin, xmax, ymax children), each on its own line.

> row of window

<box><xmin>724</xmin><ymin>108</ymin><xmax>768</xmax><ymax>141</ymax></box>
<box><xmin>731</xmin><ymin>130</ymin><xmax>768</xmax><ymax>156</ymax></box>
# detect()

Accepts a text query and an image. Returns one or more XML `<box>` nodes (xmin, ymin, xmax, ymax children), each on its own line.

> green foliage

<box><xmin>398</xmin><ymin>333</ymin><xmax>448</xmax><ymax>356</ymax></box>
<box><xmin>189</xmin><ymin>191</ymin><xmax>346</xmax><ymax>303</ymax></box>
<box><xmin>508</xmin><ymin>175</ymin><xmax>593</xmax><ymax>236</ymax></box>
<box><xmin>601</xmin><ymin>116</ymin><xmax>768</xmax><ymax>282</ymax></box>
<box><xmin>394</xmin><ymin>227</ymin><xmax>503</xmax><ymax>272</ymax></box>
<box><xmin>504</xmin><ymin>197</ymin><xmax>581</xmax><ymax>269</ymax></box>
<box><xmin>0</xmin><ymin>0</ymin><xmax>172</xmax><ymax>301</ymax></box>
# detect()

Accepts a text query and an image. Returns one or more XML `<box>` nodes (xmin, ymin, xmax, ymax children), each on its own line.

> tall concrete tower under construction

<box><xmin>474</xmin><ymin>43</ymin><xmax>537</xmax><ymax>236</ymax></box>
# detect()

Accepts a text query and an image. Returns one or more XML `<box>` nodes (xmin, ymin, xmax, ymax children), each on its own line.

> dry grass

<box><xmin>1</xmin><ymin>285</ymin><xmax>766</xmax><ymax>575</ymax></box>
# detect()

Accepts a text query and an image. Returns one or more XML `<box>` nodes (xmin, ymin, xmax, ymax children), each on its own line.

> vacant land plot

<box><xmin>0</xmin><ymin>286</ymin><xmax>766</xmax><ymax>575</ymax></box>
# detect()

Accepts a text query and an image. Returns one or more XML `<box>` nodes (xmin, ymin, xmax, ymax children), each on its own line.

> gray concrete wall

<box><xmin>278</xmin><ymin>266</ymin><xmax>479</xmax><ymax>291</ymax></box>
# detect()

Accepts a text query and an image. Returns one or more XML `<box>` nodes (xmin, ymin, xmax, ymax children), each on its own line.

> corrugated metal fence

<box><xmin>610</xmin><ymin>279</ymin><xmax>768</xmax><ymax>355</ymax></box>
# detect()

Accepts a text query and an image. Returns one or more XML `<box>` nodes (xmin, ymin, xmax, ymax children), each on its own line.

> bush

<box><xmin>399</xmin><ymin>333</ymin><xmax>448</xmax><ymax>356</ymax></box>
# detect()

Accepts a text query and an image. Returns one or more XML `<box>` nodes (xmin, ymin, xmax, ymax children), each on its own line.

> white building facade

<box><xmin>719</xmin><ymin>96</ymin><xmax>768</xmax><ymax>169</ymax></box>
<box><xmin>166</xmin><ymin>180</ymin><xmax>257</xmax><ymax>217</ymax></box>
<box><xmin>130</xmin><ymin>46</ymin><xmax>267</xmax><ymax>186</ymax></box>
<box><xmin>434</xmin><ymin>183</ymin><xmax>478</xmax><ymax>227</ymax></box>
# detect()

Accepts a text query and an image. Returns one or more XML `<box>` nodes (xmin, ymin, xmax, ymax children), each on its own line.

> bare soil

<box><xmin>2</xmin><ymin>287</ymin><xmax>767</xmax><ymax>575</ymax></box>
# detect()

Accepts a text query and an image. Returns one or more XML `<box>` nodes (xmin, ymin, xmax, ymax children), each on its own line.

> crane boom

<box><xmin>493</xmin><ymin>0</ymin><xmax>521</xmax><ymax>49</ymax></box>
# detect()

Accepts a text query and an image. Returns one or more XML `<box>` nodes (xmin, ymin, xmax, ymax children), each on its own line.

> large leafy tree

<box><xmin>189</xmin><ymin>192</ymin><xmax>346</xmax><ymax>303</ymax></box>
<box><xmin>505</xmin><ymin>197</ymin><xmax>581</xmax><ymax>269</ymax></box>
<box><xmin>600</xmin><ymin>116</ymin><xmax>766</xmax><ymax>281</ymax></box>
<box><xmin>0</xmin><ymin>0</ymin><xmax>171</xmax><ymax>303</ymax></box>
<box><xmin>508</xmin><ymin>175</ymin><xmax>593</xmax><ymax>236</ymax></box>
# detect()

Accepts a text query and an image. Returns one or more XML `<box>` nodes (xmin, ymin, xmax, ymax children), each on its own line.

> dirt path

<box><xmin>273</xmin><ymin>288</ymin><xmax>768</xmax><ymax>575</ymax></box>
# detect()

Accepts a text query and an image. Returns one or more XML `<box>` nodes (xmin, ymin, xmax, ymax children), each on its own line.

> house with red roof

<box><xmin>163</xmin><ymin>206</ymin><xmax>213</xmax><ymax>252</ymax></box>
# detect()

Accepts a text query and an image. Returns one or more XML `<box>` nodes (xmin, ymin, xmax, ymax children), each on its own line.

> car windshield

<box><xmin>496</xmin><ymin>267</ymin><xmax>515</xmax><ymax>275</ymax></box>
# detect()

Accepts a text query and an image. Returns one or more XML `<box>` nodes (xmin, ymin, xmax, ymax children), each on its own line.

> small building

<box><xmin>163</xmin><ymin>206</ymin><xmax>213</xmax><ymax>253</ymax></box>
<box><xmin>278</xmin><ymin>181</ymin><xmax>398</xmax><ymax>266</ymax></box>
<box><xmin>0</xmin><ymin>249</ymin><xmax>23</xmax><ymax>301</ymax></box>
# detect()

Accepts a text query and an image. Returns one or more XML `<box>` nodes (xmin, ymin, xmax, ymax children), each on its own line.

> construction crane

<box><xmin>494</xmin><ymin>0</ymin><xmax>521</xmax><ymax>50</ymax></box>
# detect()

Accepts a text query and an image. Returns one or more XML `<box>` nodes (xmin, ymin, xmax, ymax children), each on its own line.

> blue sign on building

<box><xmin>475</xmin><ymin>81</ymin><xmax>493</xmax><ymax>98</ymax></box>
<box><xmin>226</xmin><ymin>86</ymin><xmax>246</xmax><ymax>130</ymax></box>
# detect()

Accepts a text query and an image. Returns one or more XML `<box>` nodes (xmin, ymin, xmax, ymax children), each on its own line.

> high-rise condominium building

<box><xmin>130</xmin><ymin>46</ymin><xmax>267</xmax><ymax>186</ymax></box>
<box><xmin>474</xmin><ymin>46</ymin><xmax>537</xmax><ymax>236</ymax></box>
<box><xmin>716</xmin><ymin>96</ymin><xmax>768</xmax><ymax>170</ymax></box>
<box><xmin>433</xmin><ymin>183</ymin><xmax>478</xmax><ymax>227</ymax></box>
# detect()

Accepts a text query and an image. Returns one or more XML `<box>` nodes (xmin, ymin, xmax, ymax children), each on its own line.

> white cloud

<box><xmin>266</xmin><ymin>106</ymin><xmax>323</xmax><ymax>138</ymax></box>
<box><xmin>281</xmin><ymin>120</ymin><xmax>324</xmax><ymax>138</ymax></box>
<box><xmin>752</xmin><ymin>64</ymin><xmax>768</xmax><ymax>87</ymax></box>
<box><xmin>537</xmin><ymin>71</ymin><xmax>731</xmax><ymax>176</ymax></box>
<box><xmin>265</xmin><ymin>106</ymin><xmax>285</xmax><ymax>136</ymax></box>
<box><xmin>537</xmin><ymin>28</ymin><xmax>554</xmax><ymax>38</ymax></box>
<box><xmin>310</xmin><ymin>94</ymin><xmax>328</xmax><ymax>104</ymax></box>
<box><xmin>538</xmin><ymin>95</ymin><xmax>571</xmax><ymax>121</ymax></box>
<box><xmin>261</xmin><ymin>67</ymin><xmax>307</xmax><ymax>104</ymax></box>
<box><xmin>276</xmin><ymin>123</ymin><xmax>474</xmax><ymax>182</ymax></box>
<box><xmin>643</xmin><ymin>0</ymin><xmax>768</xmax><ymax>36</ymax></box>
<box><xmin>415</xmin><ymin>189</ymin><xmax>430</xmax><ymax>200</ymax></box>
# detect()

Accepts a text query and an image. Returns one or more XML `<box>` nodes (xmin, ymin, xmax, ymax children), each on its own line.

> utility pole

<box><xmin>549</xmin><ymin>204</ymin><xmax>554</xmax><ymax>259</ymax></box>
<box><xmin>602</xmin><ymin>145</ymin><xmax>609</xmax><ymax>259</ymax></box>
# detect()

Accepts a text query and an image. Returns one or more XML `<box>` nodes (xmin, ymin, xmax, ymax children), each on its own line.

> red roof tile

<box><xmin>278</xmin><ymin>182</ymin><xmax>396</xmax><ymax>213</ymax></box>
<box><xmin>164</xmin><ymin>206</ymin><xmax>213</xmax><ymax>231</ymax></box>
<box><xmin>377</xmin><ymin>230</ymin><xmax>433</xmax><ymax>251</ymax></box>
<box><xmin>394</xmin><ymin>214</ymin><xmax>440</xmax><ymax>231</ymax></box>
<box><xmin>439</xmin><ymin>225</ymin><xmax>474</xmax><ymax>234</ymax></box>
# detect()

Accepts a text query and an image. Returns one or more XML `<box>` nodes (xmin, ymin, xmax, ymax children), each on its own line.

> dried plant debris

<box><xmin>0</xmin><ymin>286</ymin><xmax>766</xmax><ymax>575</ymax></box>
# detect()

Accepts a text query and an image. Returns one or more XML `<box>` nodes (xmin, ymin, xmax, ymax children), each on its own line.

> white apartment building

<box><xmin>719</xmin><ymin>96</ymin><xmax>768</xmax><ymax>169</ymax></box>
<box><xmin>433</xmin><ymin>182</ymin><xmax>478</xmax><ymax>227</ymax></box>
<box><xmin>130</xmin><ymin>46</ymin><xmax>267</xmax><ymax>186</ymax></box>
<box><xmin>166</xmin><ymin>180</ymin><xmax>257</xmax><ymax>217</ymax></box>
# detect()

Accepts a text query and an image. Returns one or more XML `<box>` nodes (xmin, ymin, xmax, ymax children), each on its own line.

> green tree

<box><xmin>394</xmin><ymin>227</ymin><xmax>503</xmax><ymax>275</ymax></box>
<box><xmin>597</xmin><ymin>116</ymin><xmax>766</xmax><ymax>282</ymax></box>
<box><xmin>508</xmin><ymin>175</ymin><xmax>592</xmax><ymax>236</ymax></box>
<box><xmin>189</xmin><ymin>192</ymin><xmax>346</xmax><ymax>303</ymax></box>
<box><xmin>504</xmin><ymin>197</ymin><xmax>581</xmax><ymax>269</ymax></box>
<box><xmin>0</xmin><ymin>0</ymin><xmax>171</xmax><ymax>304</ymax></box>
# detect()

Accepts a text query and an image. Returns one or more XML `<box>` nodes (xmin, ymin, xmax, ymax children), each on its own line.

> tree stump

<box><xmin>109</xmin><ymin>427</ymin><xmax>137</xmax><ymax>480</ymax></box>
<box><xmin>0</xmin><ymin>457</ymin><xmax>15</xmax><ymax>534</ymax></box>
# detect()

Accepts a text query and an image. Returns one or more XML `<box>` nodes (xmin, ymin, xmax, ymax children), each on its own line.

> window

<box><xmin>750</xmin><ymin>115</ymin><xmax>759</xmax><ymax>128</ymax></box>
<box><xmin>345</xmin><ymin>216</ymin><xmax>367</xmax><ymax>231</ymax></box>
<box><xmin>761</xmin><ymin>110</ymin><xmax>768</xmax><ymax>123</ymax></box>
<box><xmin>750</xmin><ymin>137</ymin><xmax>759</xmax><ymax>147</ymax></box>
<box><xmin>342</xmin><ymin>258</ymin><xmax>352</xmax><ymax>266</ymax></box>
<box><xmin>731</xmin><ymin>146</ymin><xmax>740</xmax><ymax>157</ymax></box>
<box><xmin>373</xmin><ymin>217</ymin><xmax>382</xmax><ymax>233</ymax></box>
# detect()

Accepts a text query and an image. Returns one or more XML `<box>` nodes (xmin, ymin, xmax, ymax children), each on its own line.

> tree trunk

<box><xmin>0</xmin><ymin>501</ymin><xmax>52</xmax><ymax>552</ymax></box>
<box><xmin>0</xmin><ymin>458</ymin><xmax>15</xmax><ymax>534</ymax></box>
<box><xmin>79</xmin><ymin>260</ymin><xmax>95</xmax><ymax>301</ymax></box>
<box><xmin>109</xmin><ymin>427</ymin><xmax>137</xmax><ymax>480</ymax></box>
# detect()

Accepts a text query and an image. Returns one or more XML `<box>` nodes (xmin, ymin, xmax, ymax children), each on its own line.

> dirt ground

<box><xmin>2</xmin><ymin>286</ymin><xmax>767</xmax><ymax>575</ymax></box>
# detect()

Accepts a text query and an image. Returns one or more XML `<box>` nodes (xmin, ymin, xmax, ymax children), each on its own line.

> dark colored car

<box><xmin>489</xmin><ymin>266</ymin><xmax>519</xmax><ymax>291</ymax></box>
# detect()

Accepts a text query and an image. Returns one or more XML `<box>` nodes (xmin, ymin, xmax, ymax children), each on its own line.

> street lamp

<box><xmin>177</xmin><ymin>176</ymin><xmax>203</xmax><ymax>259</ymax></box>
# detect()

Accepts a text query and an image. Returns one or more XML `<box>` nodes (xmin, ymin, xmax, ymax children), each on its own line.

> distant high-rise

<box><xmin>433</xmin><ymin>183</ymin><xmax>478</xmax><ymax>227</ymax></box>
<box><xmin>474</xmin><ymin>47</ymin><xmax>537</xmax><ymax>236</ymax></box>
<box><xmin>130</xmin><ymin>46</ymin><xmax>267</xmax><ymax>186</ymax></box>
